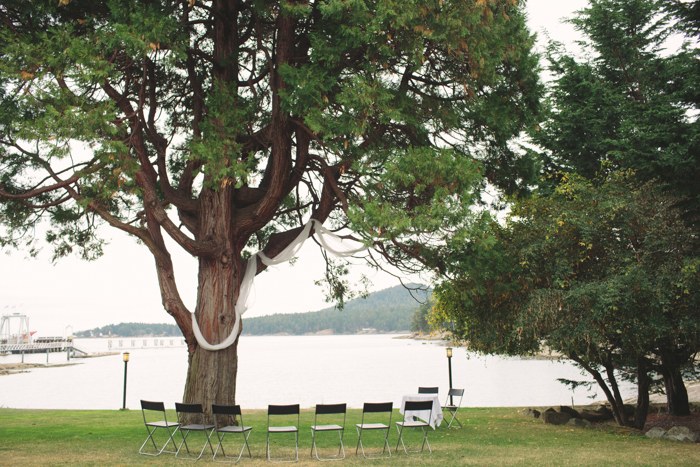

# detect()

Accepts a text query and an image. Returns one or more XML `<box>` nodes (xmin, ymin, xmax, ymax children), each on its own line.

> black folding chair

<box><xmin>418</xmin><ymin>386</ymin><xmax>439</xmax><ymax>394</ymax></box>
<box><xmin>175</xmin><ymin>403</ymin><xmax>216</xmax><ymax>460</ymax></box>
<box><xmin>355</xmin><ymin>402</ymin><xmax>393</xmax><ymax>458</ymax></box>
<box><xmin>211</xmin><ymin>404</ymin><xmax>253</xmax><ymax>463</ymax></box>
<box><xmin>266</xmin><ymin>404</ymin><xmax>300</xmax><ymax>462</ymax></box>
<box><xmin>138</xmin><ymin>400</ymin><xmax>180</xmax><ymax>456</ymax></box>
<box><xmin>395</xmin><ymin>400</ymin><xmax>433</xmax><ymax>454</ymax></box>
<box><xmin>443</xmin><ymin>388</ymin><xmax>465</xmax><ymax>428</ymax></box>
<box><xmin>310</xmin><ymin>403</ymin><xmax>346</xmax><ymax>461</ymax></box>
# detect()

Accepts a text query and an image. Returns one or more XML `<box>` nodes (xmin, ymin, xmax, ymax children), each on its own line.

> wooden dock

<box><xmin>0</xmin><ymin>337</ymin><xmax>76</xmax><ymax>355</ymax></box>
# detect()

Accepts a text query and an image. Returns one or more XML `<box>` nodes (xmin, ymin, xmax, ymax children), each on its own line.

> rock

<box><xmin>580</xmin><ymin>409</ymin><xmax>612</xmax><ymax>423</ymax></box>
<box><xmin>542</xmin><ymin>408</ymin><xmax>571</xmax><ymax>425</ymax></box>
<box><xmin>664</xmin><ymin>426</ymin><xmax>699</xmax><ymax>443</ymax></box>
<box><xmin>521</xmin><ymin>408</ymin><xmax>541</xmax><ymax>418</ymax></box>
<box><xmin>645</xmin><ymin>427</ymin><xmax>667</xmax><ymax>439</ymax></box>
<box><xmin>559</xmin><ymin>406</ymin><xmax>580</xmax><ymax>418</ymax></box>
<box><xmin>567</xmin><ymin>418</ymin><xmax>592</xmax><ymax>428</ymax></box>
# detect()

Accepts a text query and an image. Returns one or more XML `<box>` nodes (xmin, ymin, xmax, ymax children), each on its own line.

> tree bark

<box><xmin>181</xmin><ymin>251</ymin><xmax>241</xmax><ymax>415</ymax></box>
<box><xmin>183</xmin><ymin>338</ymin><xmax>240</xmax><ymax>412</ymax></box>
<box><xmin>661</xmin><ymin>356</ymin><xmax>691</xmax><ymax>416</ymax></box>
<box><xmin>180</xmin><ymin>183</ymin><xmax>242</xmax><ymax>415</ymax></box>
<box><xmin>634</xmin><ymin>360</ymin><xmax>651</xmax><ymax>430</ymax></box>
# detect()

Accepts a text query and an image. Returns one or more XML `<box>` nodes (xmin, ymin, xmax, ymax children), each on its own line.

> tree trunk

<box><xmin>634</xmin><ymin>360</ymin><xmax>650</xmax><ymax>430</ymax></box>
<box><xmin>183</xmin><ymin>338</ymin><xmax>240</xmax><ymax>411</ymax></box>
<box><xmin>181</xmin><ymin>253</ymin><xmax>241</xmax><ymax>416</ymax></box>
<box><xmin>570</xmin><ymin>354</ymin><xmax>631</xmax><ymax>426</ymax></box>
<box><xmin>661</xmin><ymin>358</ymin><xmax>691</xmax><ymax>416</ymax></box>
<box><xmin>180</xmin><ymin>186</ymin><xmax>242</xmax><ymax>416</ymax></box>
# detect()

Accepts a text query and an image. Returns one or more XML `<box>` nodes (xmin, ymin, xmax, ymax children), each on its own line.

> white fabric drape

<box><xmin>192</xmin><ymin>219</ymin><xmax>368</xmax><ymax>350</ymax></box>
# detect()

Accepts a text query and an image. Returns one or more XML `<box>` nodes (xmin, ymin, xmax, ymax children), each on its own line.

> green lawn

<box><xmin>0</xmin><ymin>407</ymin><xmax>698</xmax><ymax>466</ymax></box>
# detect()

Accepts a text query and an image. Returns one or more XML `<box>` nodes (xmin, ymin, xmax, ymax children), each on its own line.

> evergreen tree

<box><xmin>0</xmin><ymin>1</ymin><xmax>540</xmax><ymax>410</ymax></box>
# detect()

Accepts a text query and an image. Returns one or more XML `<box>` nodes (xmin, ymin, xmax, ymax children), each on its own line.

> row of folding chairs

<box><xmin>139</xmin><ymin>401</ymin><xmax>252</xmax><ymax>461</ymax></box>
<box><xmin>139</xmin><ymin>399</ymin><xmax>445</xmax><ymax>462</ymax></box>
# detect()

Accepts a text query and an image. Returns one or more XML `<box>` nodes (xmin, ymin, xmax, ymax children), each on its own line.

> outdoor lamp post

<box><xmin>446</xmin><ymin>347</ymin><xmax>454</xmax><ymax>405</ymax></box>
<box><xmin>121</xmin><ymin>352</ymin><xmax>130</xmax><ymax>410</ymax></box>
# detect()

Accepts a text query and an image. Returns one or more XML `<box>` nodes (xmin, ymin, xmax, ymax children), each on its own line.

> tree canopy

<box><xmin>535</xmin><ymin>0</ymin><xmax>700</xmax><ymax>217</ymax></box>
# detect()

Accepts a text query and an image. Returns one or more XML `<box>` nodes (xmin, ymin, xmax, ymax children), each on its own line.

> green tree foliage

<box><xmin>435</xmin><ymin>171</ymin><xmax>700</xmax><ymax>428</ymax></box>
<box><xmin>0</xmin><ymin>1</ymin><xmax>541</xmax><ymax>408</ymax></box>
<box><xmin>535</xmin><ymin>0</ymin><xmax>700</xmax><ymax>220</ymax></box>
<box><xmin>410</xmin><ymin>300</ymin><xmax>432</xmax><ymax>333</ymax></box>
<box><xmin>533</xmin><ymin>0</ymin><xmax>700</xmax><ymax>417</ymax></box>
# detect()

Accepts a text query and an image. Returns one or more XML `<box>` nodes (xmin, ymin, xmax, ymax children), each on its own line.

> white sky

<box><xmin>0</xmin><ymin>1</ymin><xmax>587</xmax><ymax>336</ymax></box>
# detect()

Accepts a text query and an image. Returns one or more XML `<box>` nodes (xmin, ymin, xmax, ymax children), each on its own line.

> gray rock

<box><xmin>664</xmin><ymin>426</ymin><xmax>699</xmax><ymax>443</ymax></box>
<box><xmin>567</xmin><ymin>418</ymin><xmax>592</xmax><ymax>428</ymax></box>
<box><xmin>520</xmin><ymin>408</ymin><xmax>541</xmax><ymax>419</ymax></box>
<box><xmin>542</xmin><ymin>408</ymin><xmax>571</xmax><ymax>425</ymax></box>
<box><xmin>559</xmin><ymin>406</ymin><xmax>580</xmax><ymax>418</ymax></box>
<box><xmin>580</xmin><ymin>409</ymin><xmax>612</xmax><ymax>423</ymax></box>
<box><xmin>645</xmin><ymin>427</ymin><xmax>667</xmax><ymax>439</ymax></box>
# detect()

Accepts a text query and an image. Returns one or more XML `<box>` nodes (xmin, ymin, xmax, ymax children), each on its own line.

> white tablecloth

<box><xmin>400</xmin><ymin>394</ymin><xmax>443</xmax><ymax>429</ymax></box>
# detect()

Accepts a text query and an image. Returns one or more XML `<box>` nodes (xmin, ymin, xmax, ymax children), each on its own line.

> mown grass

<box><xmin>1</xmin><ymin>407</ymin><xmax>698</xmax><ymax>466</ymax></box>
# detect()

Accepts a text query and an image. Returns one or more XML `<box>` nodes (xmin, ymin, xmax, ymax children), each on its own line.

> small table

<box><xmin>400</xmin><ymin>394</ymin><xmax>443</xmax><ymax>429</ymax></box>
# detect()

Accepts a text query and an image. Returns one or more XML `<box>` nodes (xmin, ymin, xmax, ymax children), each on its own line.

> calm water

<box><xmin>0</xmin><ymin>335</ymin><xmax>633</xmax><ymax>410</ymax></box>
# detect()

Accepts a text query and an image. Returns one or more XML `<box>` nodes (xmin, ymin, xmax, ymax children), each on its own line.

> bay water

<box><xmin>0</xmin><ymin>334</ymin><xmax>634</xmax><ymax>410</ymax></box>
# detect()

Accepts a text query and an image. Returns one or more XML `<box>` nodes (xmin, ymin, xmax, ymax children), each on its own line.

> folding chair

<box><xmin>174</xmin><ymin>402</ymin><xmax>216</xmax><ymax>460</ymax></box>
<box><xmin>138</xmin><ymin>400</ymin><xmax>180</xmax><ymax>456</ymax></box>
<box><xmin>395</xmin><ymin>400</ymin><xmax>433</xmax><ymax>454</ymax></box>
<box><xmin>355</xmin><ymin>402</ymin><xmax>393</xmax><ymax>458</ymax></box>
<box><xmin>266</xmin><ymin>404</ymin><xmax>300</xmax><ymax>462</ymax></box>
<box><xmin>418</xmin><ymin>387</ymin><xmax>439</xmax><ymax>394</ymax></box>
<box><xmin>211</xmin><ymin>404</ymin><xmax>253</xmax><ymax>463</ymax></box>
<box><xmin>310</xmin><ymin>403</ymin><xmax>346</xmax><ymax>461</ymax></box>
<box><xmin>443</xmin><ymin>388</ymin><xmax>465</xmax><ymax>428</ymax></box>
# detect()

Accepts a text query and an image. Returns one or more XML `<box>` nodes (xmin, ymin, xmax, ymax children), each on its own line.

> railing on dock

<box><xmin>107</xmin><ymin>337</ymin><xmax>186</xmax><ymax>350</ymax></box>
<box><xmin>0</xmin><ymin>338</ymin><xmax>72</xmax><ymax>354</ymax></box>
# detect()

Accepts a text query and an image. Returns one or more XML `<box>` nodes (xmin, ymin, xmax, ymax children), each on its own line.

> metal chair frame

<box><xmin>443</xmin><ymin>388</ymin><xmax>465</xmax><ymax>428</ymax></box>
<box><xmin>266</xmin><ymin>404</ymin><xmax>300</xmax><ymax>463</ymax></box>
<box><xmin>355</xmin><ymin>402</ymin><xmax>393</xmax><ymax>459</ymax></box>
<box><xmin>395</xmin><ymin>400</ymin><xmax>433</xmax><ymax>454</ymax></box>
<box><xmin>417</xmin><ymin>386</ymin><xmax>439</xmax><ymax>394</ymax></box>
<box><xmin>211</xmin><ymin>404</ymin><xmax>253</xmax><ymax>463</ymax></box>
<box><xmin>174</xmin><ymin>403</ymin><xmax>216</xmax><ymax>460</ymax></box>
<box><xmin>310</xmin><ymin>403</ymin><xmax>347</xmax><ymax>461</ymax></box>
<box><xmin>138</xmin><ymin>400</ymin><xmax>180</xmax><ymax>456</ymax></box>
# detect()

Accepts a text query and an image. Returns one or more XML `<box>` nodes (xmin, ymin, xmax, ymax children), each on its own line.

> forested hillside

<box><xmin>75</xmin><ymin>284</ymin><xmax>430</xmax><ymax>337</ymax></box>
<box><xmin>242</xmin><ymin>284</ymin><xmax>429</xmax><ymax>335</ymax></box>
<box><xmin>74</xmin><ymin>322</ymin><xmax>181</xmax><ymax>338</ymax></box>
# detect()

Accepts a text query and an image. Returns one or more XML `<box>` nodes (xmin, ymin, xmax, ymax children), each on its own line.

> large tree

<box><xmin>0</xmin><ymin>0</ymin><xmax>541</xmax><ymax>409</ymax></box>
<box><xmin>532</xmin><ymin>0</ymin><xmax>700</xmax><ymax>415</ymax></box>
<box><xmin>535</xmin><ymin>0</ymin><xmax>700</xmax><ymax>217</ymax></box>
<box><xmin>434</xmin><ymin>172</ymin><xmax>700</xmax><ymax>428</ymax></box>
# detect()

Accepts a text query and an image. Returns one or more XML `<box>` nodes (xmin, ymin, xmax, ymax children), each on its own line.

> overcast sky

<box><xmin>0</xmin><ymin>1</ymin><xmax>588</xmax><ymax>336</ymax></box>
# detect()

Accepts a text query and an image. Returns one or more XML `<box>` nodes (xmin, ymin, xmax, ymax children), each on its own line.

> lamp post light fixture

<box><xmin>121</xmin><ymin>352</ymin><xmax>130</xmax><ymax>410</ymax></box>
<box><xmin>446</xmin><ymin>347</ymin><xmax>454</xmax><ymax>405</ymax></box>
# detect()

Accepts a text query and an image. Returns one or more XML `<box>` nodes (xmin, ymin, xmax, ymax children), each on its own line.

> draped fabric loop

<box><xmin>192</xmin><ymin>219</ymin><xmax>368</xmax><ymax>351</ymax></box>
